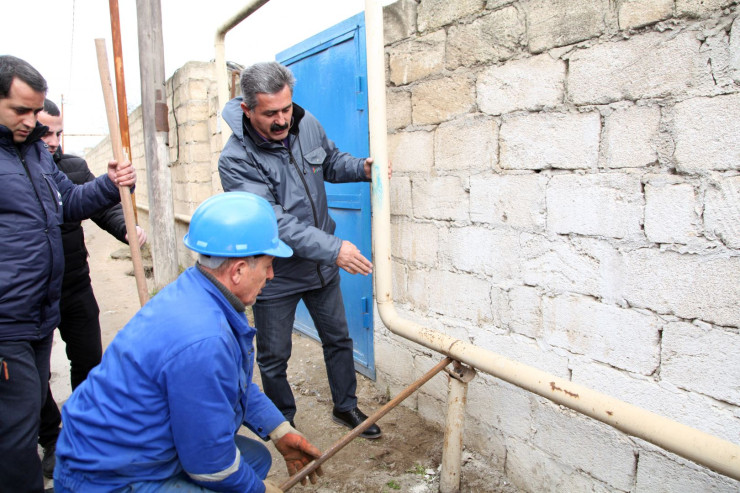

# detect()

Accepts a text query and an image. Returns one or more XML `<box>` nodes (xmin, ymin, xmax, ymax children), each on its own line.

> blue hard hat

<box><xmin>183</xmin><ymin>192</ymin><xmax>293</xmax><ymax>258</ymax></box>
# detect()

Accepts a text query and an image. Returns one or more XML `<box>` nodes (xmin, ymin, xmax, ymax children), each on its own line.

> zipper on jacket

<box><xmin>15</xmin><ymin>147</ymin><xmax>49</xmax><ymax>223</ymax></box>
<box><xmin>287</xmin><ymin>144</ymin><xmax>326</xmax><ymax>287</ymax></box>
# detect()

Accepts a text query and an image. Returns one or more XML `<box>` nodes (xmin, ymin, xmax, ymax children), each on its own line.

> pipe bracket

<box><xmin>446</xmin><ymin>360</ymin><xmax>476</xmax><ymax>383</ymax></box>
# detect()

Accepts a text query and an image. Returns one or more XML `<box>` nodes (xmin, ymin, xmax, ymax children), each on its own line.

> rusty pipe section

<box><xmin>440</xmin><ymin>363</ymin><xmax>476</xmax><ymax>493</ymax></box>
<box><xmin>364</xmin><ymin>0</ymin><xmax>740</xmax><ymax>482</ymax></box>
<box><xmin>214</xmin><ymin>0</ymin><xmax>271</xmax><ymax>148</ymax></box>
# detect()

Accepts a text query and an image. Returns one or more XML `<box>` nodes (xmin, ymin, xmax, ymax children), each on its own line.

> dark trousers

<box><xmin>38</xmin><ymin>283</ymin><xmax>102</xmax><ymax>448</ymax></box>
<box><xmin>0</xmin><ymin>334</ymin><xmax>54</xmax><ymax>493</ymax></box>
<box><xmin>252</xmin><ymin>275</ymin><xmax>357</xmax><ymax>422</ymax></box>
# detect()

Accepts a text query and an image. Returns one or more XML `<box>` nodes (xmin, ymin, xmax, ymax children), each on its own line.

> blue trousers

<box><xmin>253</xmin><ymin>275</ymin><xmax>357</xmax><ymax>422</ymax></box>
<box><xmin>54</xmin><ymin>435</ymin><xmax>272</xmax><ymax>492</ymax></box>
<box><xmin>0</xmin><ymin>334</ymin><xmax>54</xmax><ymax>493</ymax></box>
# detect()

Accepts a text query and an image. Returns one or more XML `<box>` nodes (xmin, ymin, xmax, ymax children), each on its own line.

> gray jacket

<box><xmin>218</xmin><ymin>97</ymin><xmax>368</xmax><ymax>299</ymax></box>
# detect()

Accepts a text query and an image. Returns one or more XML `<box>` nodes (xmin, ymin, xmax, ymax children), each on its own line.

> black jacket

<box><xmin>54</xmin><ymin>149</ymin><xmax>128</xmax><ymax>292</ymax></box>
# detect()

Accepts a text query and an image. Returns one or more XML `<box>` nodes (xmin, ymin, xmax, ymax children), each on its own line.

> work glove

<box><xmin>263</xmin><ymin>479</ymin><xmax>283</xmax><ymax>493</ymax></box>
<box><xmin>270</xmin><ymin>421</ymin><xmax>323</xmax><ymax>485</ymax></box>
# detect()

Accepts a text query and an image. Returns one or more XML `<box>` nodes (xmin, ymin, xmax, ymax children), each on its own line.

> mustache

<box><xmin>270</xmin><ymin>121</ymin><xmax>290</xmax><ymax>133</ymax></box>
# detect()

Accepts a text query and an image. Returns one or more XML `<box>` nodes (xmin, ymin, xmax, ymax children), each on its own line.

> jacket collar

<box><xmin>0</xmin><ymin>121</ymin><xmax>47</xmax><ymax>150</ymax></box>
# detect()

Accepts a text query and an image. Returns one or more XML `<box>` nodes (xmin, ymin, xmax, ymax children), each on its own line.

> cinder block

<box><xmin>623</xmin><ymin>249</ymin><xmax>740</xmax><ymax>328</ymax></box>
<box><xmin>475</xmin><ymin>331</ymin><xmax>571</xmax><ymax>378</ymax></box>
<box><xmin>391</xmin><ymin>219</ymin><xmax>439</xmax><ymax>265</ymax></box>
<box><xmin>543</xmin><ymin>294</ymin><xmax>661</xmax><ymax>374</ymax></box>
<box><xmin>676</xmin><ymin>0</ymin><xmax>735</xmax><ymax>18</ymax></box>
<box><xmin>499</xmin><ymin>285</ymin><xmax>543</xmax><ymax>339</ymax></box>
<box><xmin>704</xmin><ymin>176</ymin><xmax>740</xmax><ymax>248</ymax></box>
<box><xmin>438</xmin><ymin>226</ymin><xmax>521</xmax><ymax>284</ymax></box>
<box><xmin>520</xmin><ymin>235</ymin><xmax>624</xmax><ymax>303</ymax></box>
<box><xmin>411</xmin><ymin>76</ymin><xmax>476</xmax><ymax>126</ymax></box>
<box><xmin>383</xmin><ymin>0</ymin><xmax>417</xmax><ymax>44</ymax></box>
<box><xmin>662</xmin><ymin>321</ymin><xmax>740</xmax><ymax>406</ymax></box>
<box><xmin>389</xmin><ymin>176</ymin><xmax>412</xmax><ymax>217</ymax></box>
<box><xmin>635</xmin><ymin>447</ymin><xmax>740</xmax><ymax>493</ymax></box>
<box><xmin>644</xmin><ymin>180</ymin><xmax>700</xmax><ymax>245</ymax></box>
<box><xmin>446</xmin><ymin>6</ymin><xmax>524</xmax><ymax>69</ymax></box>
<box><xmin>506</xmin><ymin>437</ymin><xmax>614</xmax><ymax>493</ymax></box>
<box><xmin>477</xmin><ymin>54</ymin><xmax>566</xmax><ymax>116</ymax></box>
<box><xmin>602</xmin><ymin>105</ymin><xmax>660</xmax><ymax>168</ymax></box>
<box><xmin>500</xmin><ymin>111</ymin><xmax>600</xmax><ymax>170</ymax></box>
<box><xmin>182</xmin><ymin>122</ymin><xmax>210</xmax><ymax>143</ymax></box>
<box><xmin>411</xmin><ymin>176</ymin><xmax>469</xmax><ymax>221</ymax></box>
<box><xmin>731</xmin><ymin>16</ymin><xmax>740</xmax><ymax>82</ymax></box>
<box><xmin>388</xmin><ymin>130</ymin><xmax>434</xmax><ymax>174</ymax></box>
<box><xmin>618</xmin><ymin>0</ymin><xmax>673</xmax><ymax>29</ymax></box>
<box><xmin>417</xmin><ymin>0</ymin><xmax>485</xmax><ymax>32</ymax></box>
<box><xmin>571</xmin><ymin>358</ymin><xmax>740</xmax><ymax>443</ymax></box>
<box><xmin>673</xmin><ymin>94</ymin><xmax>740</xmax><ymax>173</ymax></box>
<box><xmin>386</xmin><ymin>89</ymin><xmax>412</xmax><ymax>131</ymax></box>
<box><xmin>531</xmin><ymin>403</ymin><xmax>637</xmax><ymax>490</ymax></box>
<box><xmin>470</xmin><ymin>174</ymin><xmax>547</xmax><ymax>231</ymax></box>
<box><xmin>388</xmin><ymin>30</ymin><xmax>446</xmax><ymax>85</ymax></box>
<box><xmin>546</xmin><ymin>173</ymin><xmax>644</xmax><ymax>239</ymax></box>
<box><xmin>569</xmin><ymin>30</ymin><xmax>715</xmax><ymax>105</ymax></box>
<box><xmin>467</xmin><ymin>377</ymin><xmax>534</xmax><ymax>440</ymax></box>
<box><xmin>374</xmin><ymin>334</ymin><xmax>416</xmax><ymax>388</ymax></box>
<box><xmin>434</xmin><ymin>115</ymin><xmax>498</xmax><ymax>172</ymax></box>
<box><xmin>413</xmin><ymin>269</ymin><xmax>493</xmax><ymax>322</ymax></box>
<box><xmin>524</xmin><ymin>0</ymin><xmax>610</xmax><ymax>53</ymax></box>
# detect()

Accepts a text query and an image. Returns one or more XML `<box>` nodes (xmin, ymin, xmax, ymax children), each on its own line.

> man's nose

<box><xmin>22</xmin><ymin>113</ymin><xmax>36</xmax><ymax>128</ymax></box>
<box><xmin>49</xmin><ymin>133</ymin><xmax>59</xmax><ymax>148</ymax></box>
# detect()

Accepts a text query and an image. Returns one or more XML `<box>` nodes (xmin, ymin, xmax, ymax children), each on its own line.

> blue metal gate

<box><xmin>277</xmin><ymin>13</ymin><xmax>374</xmax><ymax>379</ymax></box>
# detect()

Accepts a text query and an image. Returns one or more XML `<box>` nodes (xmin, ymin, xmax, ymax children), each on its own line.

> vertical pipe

<box><xmin>440</xmin><ymin>376</ymin><xmax>468</xmax><ymax>493</ymax></box>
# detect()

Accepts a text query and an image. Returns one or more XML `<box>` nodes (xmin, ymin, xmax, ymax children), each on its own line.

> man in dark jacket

<box><xmin>0</xmin><ymin>55</ymin><xmax>137</xmax><ymax>493</ymax></box>
<box><xmin>35</xmin><ymin>99</ymin><xmax>147</xmax><ymax>479</ymax></box>
<box><xmin>218</xmin><ymin>61</ymin><xmax>381</xmax><ymax>439</ymax></box>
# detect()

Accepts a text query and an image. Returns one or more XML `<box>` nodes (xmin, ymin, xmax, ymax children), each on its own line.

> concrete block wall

<box><xmin>86</xmin><ymin>61</ymin><xmax>222</xmax><ymax>269</ymax></box>
<box><xmin>378</xmin><ymin>0</ymin><xmax>740</xmax><ymax>491</ymax></box>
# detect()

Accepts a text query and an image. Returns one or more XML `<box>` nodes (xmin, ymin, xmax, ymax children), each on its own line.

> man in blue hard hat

<box><xmin>54</xmin><ymin>192</ymin><xmax>323</xmax><ymax>493</ymax></box>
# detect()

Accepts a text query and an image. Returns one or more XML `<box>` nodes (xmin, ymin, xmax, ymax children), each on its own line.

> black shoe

<box><xmin>41</xmin><ymin>443</ymin><xmax>56</xmax><ymax>479</ymax></box>
<box><xmin>332</xmin><ymin>407</ymin><xmax>382</xmax><ymax>439</ymax></box>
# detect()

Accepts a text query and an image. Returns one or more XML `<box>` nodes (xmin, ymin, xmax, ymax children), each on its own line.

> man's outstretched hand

<box><xmin>336</xmin><ymin>240</ymin><xmax>372</xmax><ymax>275</ymax></box>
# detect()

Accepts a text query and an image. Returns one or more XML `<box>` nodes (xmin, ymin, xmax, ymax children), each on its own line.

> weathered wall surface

<box><xmin>86</xmin><ymin>61</ymin><xmax>222</xmax><ymax>268</ymax></box>
<box><xmin>380</xmin><ymin>0</ymin><xmax>740</xmax><ymax>491</ymax></box>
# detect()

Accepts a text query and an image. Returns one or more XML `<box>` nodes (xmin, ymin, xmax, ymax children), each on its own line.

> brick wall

<box><xmin>380</xmin><ymin>0</ymin><xmax>740</xmax><ymax>491</ymax></box>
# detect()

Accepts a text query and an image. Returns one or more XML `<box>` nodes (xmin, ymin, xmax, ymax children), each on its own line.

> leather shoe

<box><xmin>332</xmin><ymin>407</ymin><xmax>382</xmax><ymax>439</ymax></box>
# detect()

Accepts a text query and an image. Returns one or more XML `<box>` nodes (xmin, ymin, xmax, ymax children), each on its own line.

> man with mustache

<box><xmin>219</xmin><ymin>61</ymin><xmax>382</xmax><ymax>439</ymax></box>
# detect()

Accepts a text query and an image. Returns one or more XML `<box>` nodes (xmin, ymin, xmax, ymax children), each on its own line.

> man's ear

<box><xmin>240</xmin><ymin>102</ymin><xmax>251</xmax><ymax>119</ymax></box>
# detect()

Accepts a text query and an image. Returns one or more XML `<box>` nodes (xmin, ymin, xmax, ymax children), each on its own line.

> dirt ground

<box><xmin>47</xmin><ymin>221</ymin><xmax>522</xmax><ymax>493</ymax></box>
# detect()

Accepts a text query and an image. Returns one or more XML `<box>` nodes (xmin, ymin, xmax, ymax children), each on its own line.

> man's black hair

<box><xmin>0</xmin><ymin>55</ymin><xmax>48</xmax><ymax>98</ymax></box>
<box><xmin>43</xmin><ymin>99</ymin><xmax>61</xmax><ymax>116</ymax></box>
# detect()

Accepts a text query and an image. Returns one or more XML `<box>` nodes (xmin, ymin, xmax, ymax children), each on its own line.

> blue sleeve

<box><xmin>163</xmin><ymin>335</ymin><xmax>265</xmax><ymax>493</ymax></box>
<box><xmin>243</xmin><ymin>381</ymin><xmax>286</xmax><ymax>440</ymax></box>
<box><xmin>53</xmin><ymin>163</ymin><xmax>120</xmax><ymax>223</ymax></box>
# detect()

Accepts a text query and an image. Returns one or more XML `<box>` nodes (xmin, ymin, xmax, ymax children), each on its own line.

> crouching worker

<box><xmin>54</xmin><ymin>192</ymin><xmax>323</xmax><ymax>493</ymax></box>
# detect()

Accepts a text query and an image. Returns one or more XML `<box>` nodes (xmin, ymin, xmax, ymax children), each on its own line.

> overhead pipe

<box><xmin>214</xmin><ymin>0</ymin><xmax>270</xmax><ymax>149</ymax></box>
<box><xmin>363</xmin><ymin>0</ymin><xmax>740</xmax><ymax>481</ymax></box>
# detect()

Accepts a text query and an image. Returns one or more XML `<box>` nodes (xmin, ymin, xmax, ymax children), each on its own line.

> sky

<box><xmin>1</xmin><ymin>0</ymin><xmax>393</xmax><ymax>155</ymax></box>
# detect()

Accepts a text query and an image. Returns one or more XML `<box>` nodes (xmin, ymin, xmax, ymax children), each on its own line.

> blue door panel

<box><xmin>277</xmin><ymin>13</ymin><xmax>375</xmax><ymax>379</ymax></box>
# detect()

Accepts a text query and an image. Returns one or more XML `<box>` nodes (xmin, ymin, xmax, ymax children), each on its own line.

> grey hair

<box><xmin>198</xmin><ymin>254</ymin><xmax>227</xmax><ymax>269</ymax></box>
<box><xmin>240</xmin><ymin>61</ymin><xmax>296</xmax><ymax>110</ymax></box>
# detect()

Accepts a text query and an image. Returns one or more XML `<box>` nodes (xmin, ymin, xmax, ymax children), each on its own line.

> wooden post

<box><xmin>135</xmin><ymin>0</ymin><xmax>179</xmax><ymax>289</ymax></box>
<box><xmin>95</xmin><ymin>39</ymin><xmax>150</xmax><ymax>307</ymax></box>
<box><xmin>108</xmin><ymin>0</ymin><xmax>138</xmax><ymax>222</ymax></box>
